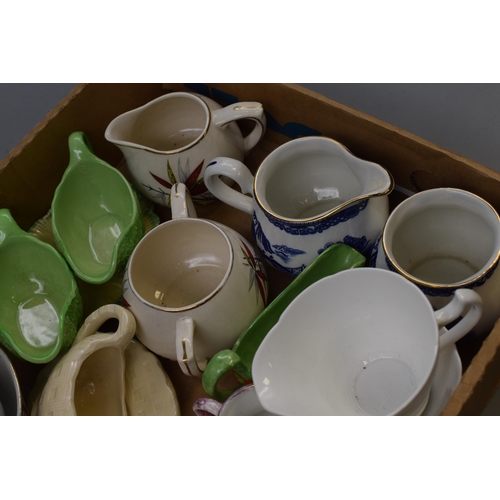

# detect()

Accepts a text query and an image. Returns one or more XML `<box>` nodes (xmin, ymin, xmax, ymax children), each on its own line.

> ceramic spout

<box><xmin>0</xmin><ymin>209</ymin><xmax>23</xmax><ymax>243</ymax></box>
<box><xmin>352</xmin><ymin>156</ymin><xmax>394</xmax><ymax>199</ymax></box>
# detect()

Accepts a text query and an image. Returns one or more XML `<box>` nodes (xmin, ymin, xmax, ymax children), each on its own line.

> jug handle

<box><xmin>204</xmin><ymin>157</ymin><xmax>255</xmax><ymax>215</ymax></box>
<box><xmin>202</xmin><ymin>349</ymin><xmax>252</xmax><ymax>402</ymax></box>
<box><xmin>434</xmin><ymin>288</ymin><xmax>483</xmax><ymax>349</ymax></box>
<box><xmin>175</xmin><ymin>317</ymin><xmax>207</xmax><ymax>377</ymax></box>
<box><xmin>192</xmin><ymin>398</ymin><xmax>222</xmax><ymax>416</ymax></box>
<box><xmin>212</xmin><ymin>102</ymin><xmax>266</xmax><ymax>154</ymax></box>
<box><xmin>73</xmin><ymin>304</ymin><xmax>136</xmax><ymax>348</ymax></box>
<box><xmin>170</xmin><ymin>183</ymin><xmax>198</xmax><ymax>219</ymax></box>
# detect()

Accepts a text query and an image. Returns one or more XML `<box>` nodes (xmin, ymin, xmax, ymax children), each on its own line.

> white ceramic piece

<box><xmin>193</xmin><ymin>384</ymin><xmax>275</xmax><ymax>416</ymax></box>
<box><xmin>0</xmin><ymin>347</ymin><xmax>22</xmax><ymax>416</ymax></box>
<box><xmin>252</xmin><ymin>268</ymin><xmax>481</xmax><ymax>416</ymax></box>
<box><xmin>204</xmin><ymin>136</ymin><xmax>394</xmax><ymax>275</ymax></box>
<box><xmin>422</xmin><ymin>344</ymin><xmax>462</xmax><ymax>416</ymax></box>
<box><xmin>371</xmin><ymin>187</ymin><xmax>500</xmax><ymax>338</ymax></box>
<box><xmin>105</xmin><ymin>92</ymin><xmax>266</xmax><ymax>206</ymax></box>
<box><xmin>122</xmin><ymin>183</ymin><xmax>268</xmax><ymax>376</ymax></box>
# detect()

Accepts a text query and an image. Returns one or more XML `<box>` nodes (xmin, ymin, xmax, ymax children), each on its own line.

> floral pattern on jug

<box><xmin>105</xmin><ymin>92</ymin><xmax>266</xmax><ymax>207</ymax></box>
<box><xmin>143</xmin><ymin>158</ymin><xmax>210</xmax><ymax>205</ymax></box>
<box><xmin>240</xmin><ymin>239</ymin><xmax>268</xmax><ymax>305</ymax></box>
<box><xmin>251</xmin><ymin>214</ymin><xmax>308</xmax><ymax>275</ymax></box>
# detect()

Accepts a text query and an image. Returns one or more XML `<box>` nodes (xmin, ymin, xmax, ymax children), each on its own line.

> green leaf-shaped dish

<box><xmin>202</xmin><ymin>243</ymin><xmax>366</xmax><ymax>401</ymax></box>
<box><xmin>51</xmin><ymin>131</ymin><xmax>145</xmax><ymax>284</ymax></box>
<box><xmin>0</xmin><ymin>209</ymin><xmax>83</xmax><ymax>364</ymax></box>
<box><xmin>29</xmin><ymin>189</ymin><xmax>159</xmax><ymax>320</ymax></box>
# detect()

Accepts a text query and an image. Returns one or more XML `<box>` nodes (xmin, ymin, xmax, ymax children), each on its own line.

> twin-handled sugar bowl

<box><xmin>122</xmin><ymin>183</ymin><xmax>268</xmax><ymax>376</ymax></box>
<box><xmin>204</xmin><ymin>136</ymin><xmax>394</xmax><ymax>275</ymax></box>
<box><xmin>105</xmin><ymin>92</ymin><xmax>266</xmax><ymax>206</ymax></box>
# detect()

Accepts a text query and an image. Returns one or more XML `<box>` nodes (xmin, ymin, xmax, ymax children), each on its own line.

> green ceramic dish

<box><xmin>202</xmin><ymin>243</ymin><xmax>366</xmax><ymax>401</ymax></box>
<box><xmin>0</xmin><ymin>209</ymin><xmax>83</xmax><ymax>364</ymax></box>
<box><xmin>30</xmin><ymin>189</ymin><xmax>159</xmax><ymax>319</ymax></box>
<box><xmin>51</xmin><ymin>131</ymin><xmax>145</xmax><ymax>285</ymax></box>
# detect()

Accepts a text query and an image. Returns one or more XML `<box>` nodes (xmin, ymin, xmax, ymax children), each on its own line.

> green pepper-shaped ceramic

<box><xmin>51</xmin><ymin>131</ymin><xmax>144</xmax><ymax>284</ymax></box>
<box><xmin>0</xmin><ymin>209</ymin><xmax>83</xmax><ymax>364</ymax></box>
<box><xmin>202</xmin><ymin>243</ymin><xmax>366</xmax><ymax>401</ymax></box>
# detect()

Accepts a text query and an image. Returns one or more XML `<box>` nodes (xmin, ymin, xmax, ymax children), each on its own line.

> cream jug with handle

<box><xmin>204</xmin><ymin>136</ymin><xmax>394</xmax><ymax>275</ymax></box>
<box><xmin>105</xmin><ymin>92</ymin><xmax>266</xmax><ymax>206</ymax></box>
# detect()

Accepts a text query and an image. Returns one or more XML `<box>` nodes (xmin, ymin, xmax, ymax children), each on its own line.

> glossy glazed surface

<box><xmin>51</xmin><ymin>131</ymin><xmax>144</xmax><ymax>284</ymax></box>
<box><xmin>204</xmin><ymin>136</ymin><xmax>393</xmax><ymax>275</ymax></box>
<box><xmin>422</xmin><ymin>344</ymin><xmax>462</xmax><ymax>416</ymax></box>
<box><xmin>252</xmin><ymin>268</ymin><xmax>480</xmax><ymax>416</ymax></box>
<box><xmin>372</xmin><ymin>188</ymin><xmax>500</xmax><ymax>337</ymax></box>
<box><xmin>123</xmin><ymin>183</ymin><xmax>268</xmax><ymax>376</ymax></box>
<box><xmin>105</xmin><ymin>92</ymin><xmax>266</xmax><ymax>206</ymax></box>
<box><xmin>0</xmin><ymin>209</ymin><xmax>82</xmax><ymax>364</ymax></box>
<box><xmin>202</xmin><ymin>243</ymin><xmax>366</xmax><ymax>401</ymax></box>
<box><xmin>29</xmin><ymin>190</ymin><xmax>159</xmax><ymax>319</ymax></box>
<box><xmin>0</xmin><ymin>347</ymin><xmax>22</xmax><ymax>416</ymax></box>
<box><xmin>194</xmin><ymin>384</ymin><xmax>274</xmax><ymax>416</ymax></box>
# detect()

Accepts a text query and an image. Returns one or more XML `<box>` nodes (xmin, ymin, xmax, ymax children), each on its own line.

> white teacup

<box><xmin>370</xmin><ymin>188</ymin><xmax>500</xmax><ymax>337</ymax></box>
<box><xmin>204</xmin><ymin>136</ymin><xmax>393</xmax><ymax>275</ymax></box>
<box><xmin>252</xmin><ymin>268</ymin><xmax>482</xmax><ymax>416</ymax></box>
<box><xmin>122</xmin><ymin>184</ymin><xmax>268</xmax><ymax>376</ymax></box>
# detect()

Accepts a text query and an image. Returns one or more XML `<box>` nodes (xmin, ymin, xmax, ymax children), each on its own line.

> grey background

<box><xmin>2</xmin><ymin>83</ymin><xmax>500</xmax><ymax>172</ymax></box>
<box><xmin>1</xmin><ymin>83</ymin><xmax>500</xmax><ymax>415</ymax></box>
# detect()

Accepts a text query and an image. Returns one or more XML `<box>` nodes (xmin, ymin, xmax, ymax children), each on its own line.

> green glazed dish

<box><xmin>0</xmin><ymin>209</ymin><xmax>83</xmax><ymax>364</ymax></box>
<box><xmin>52</xmin><ymin>131</ymin><xmax>144</xmax><ymax>285</ymax></box>
<box><xmin>29</xmin><ymin>189</ymin><xmax>159</xmax><ymax>319</ymax></box>
<box><xmin>202</xmin><ymin>243</ymin><xmax>366</xmax><ymax>401</ymax></box>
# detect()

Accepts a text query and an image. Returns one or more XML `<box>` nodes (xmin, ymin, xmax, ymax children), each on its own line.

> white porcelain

<box><xmin>122</xmin><ymin>183</ymin><xmax>268</xmax><ymax>376</ymax></box>
<box><xmin>204</xmin><ymin>136</ymin><xmax>394</xmax><ymax>275</ymax></box>
<box><xmin>422</xmin><ymin>344</ymin><xmax>462</xmax><ymax>416</ymax></box>
<box><xmin>252</xmin><ymin>268</ymin><xmax>481</xmax><ymax>416</ymax></box>
<box><xmin>371</xmin><ymin>188</ymin><xmax>500</xmax><ymax>338</ymax></box>
<box><xmin>105</xmin><ymin>92</ymin><xmax>266</xmax><ymax>206</ymax></box>
<box><xmin>0</xmin><ymin>347</ymin><xmax>22</xmax><ymax>416</ymax></box>
<box><xmin>193</xmin><ymin>384</ymin><xmax>275</xmax><ymax>416</ymax></box>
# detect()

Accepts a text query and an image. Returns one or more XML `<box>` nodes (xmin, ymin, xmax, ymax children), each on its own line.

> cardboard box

<box><xmin>2</xmin><ymin>83</ymin><xmax>500</xmax><ymax>415</ymax></box>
